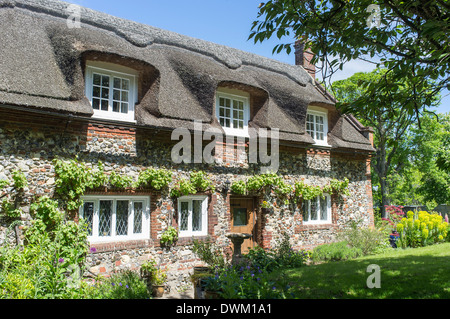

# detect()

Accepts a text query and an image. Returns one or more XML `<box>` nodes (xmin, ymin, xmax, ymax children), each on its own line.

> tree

<box><xmin>250</xmin><ymin>0</ymin><xmax>449</xmax><ymax>122</ymax></box>
<box><xmin>332</xmin><ymin>68</ymin><xmax>439</xmax><ymax>217</ymax></box>
<box><xmin>407</xmin><ymin>113</ymin><xmax>450</xmax><ymax>207</ymax></box>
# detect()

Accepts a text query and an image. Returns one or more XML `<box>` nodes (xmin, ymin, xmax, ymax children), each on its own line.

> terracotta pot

<box><xmin>152</xmin><ymin>285</ymin><xmax>165</xmax><ymax>297</ymax></box>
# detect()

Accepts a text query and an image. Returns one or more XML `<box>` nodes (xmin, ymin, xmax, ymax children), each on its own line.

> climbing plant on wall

<box><xmin>169</xmin><ymin>171</ymin><xmax>215</xmax><ymax>197</ymax></box>
<box><xmin>0</xmin><ymin>170</ymin><xmax>28</xmax><ymax>219</ymax></box>
<box><xmin>231</xmin><ymin>173</ymin><xmax>350</xmax><ymax>206</ymax></box>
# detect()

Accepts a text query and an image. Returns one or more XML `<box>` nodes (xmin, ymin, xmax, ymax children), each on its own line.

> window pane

<box><xmin>180</xmin><ymin>202</ymin><xmax>189</xmax><ymax>231</ymax></box>
<box><xmin>122</xmin><ymin>79</ymin><xmax>129</xmax><ymax>90</ymax></box>
<box><xmin>225</xmin><ymin>98</ymin><xmax>230</xmax><ymax>108</ymax></box>
<box><xmin>101</xmin><ymin>88</ymin><xmax>109</xmax><ymax>99</ymax></box>
<box><xmin>116</xmin><ymin>200</ymin><xmax>129</xmax><ymax>236</ymax></box>
<box><xmin>101</xmin><ymin>75</ymin><xmax>110</xmax><ymax>87</ymax></box>
<box><xmin>133</xmin><ymin>202</ymin><xmax>143</xmax><ymax>234</ymax></box>
<box><xmin>113</xmin><ymin>89</ymin><xmax>120</xmax><ymax>101</ymax></box>
<box><xmin>99</xmin><ymin>200</ymin><xmax>112</xmax><ymax>237</ymax></box>
<box><xmin>93</xmin><ymin>86</ymin><xmax>100</xmax><ymax>97</ymax></box>
<box><xmin>219</xmin><ymin>97</ymin><xmax>225</xmax><ymax>107</ymax></box>
<box><xmin>92</xmin><ymin>98</ymin><xmax>100</xmax><ymax>110</ymax></box>
<box><xmin>93</xmin><ymin>74</ymin><xmax>101</xmax><ymax>86</ymax></box>
<box><xmin>114</xmin><ymin>78</ymin><xmax>121</xmax><ymax>89</ymax></box>
<box><xmin>302</xmin><ymin>200</ymin><xmax>310</xmax><ymax>222</ymax></box>
<box><xmin>192</xmin><ymin>200</ymin><xmax>202</xmax><ymax>231</ymax></box>
<box><xmin>233</xmin><ymin>208</ymin><xmax>247</xmax><ymax>226</ymax></box>
<box><xmin>83</xmin><ymin>202</ymin><xmax>94</xmax><ymax>236</ymax></box>
<box><xmin>121</xmin><ymin>91</ymin><xmax>128</xmax><ymax>102</ymax></box>
<box><xmin>101</xmin><ymin>99</ymin><xmax>108</xmax><ymax>111</ymax></box>
<box><xmin>121</xmin><ymin>103</ymin><xmax>128</xmax><ymax>114</ymax></box>
<box><xmin>320</xmin><ymin>196</ymin><xmax>328</xmax><ymax>221</ymax></box>
<box><xmin>310</xmin><ymin>198</ymin><xmax>318</xmax><ymax>220</ymax></box>
<box><xmin>113</xmin><ymin>101</ymin><xmax>120</xmax><ymax>112</ymax></box>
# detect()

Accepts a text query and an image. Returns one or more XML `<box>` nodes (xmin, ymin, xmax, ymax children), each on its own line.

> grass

<box><xmin>272</xmin><ymin>243</ymin><xmax>450</xmax><ymax>299</ymax></box>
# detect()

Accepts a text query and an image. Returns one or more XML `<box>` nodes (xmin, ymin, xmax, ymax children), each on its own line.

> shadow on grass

<box><xmin>278</xmin><ymin>250</ymin><xmax>450</xmax><ymax>299</ymax></box>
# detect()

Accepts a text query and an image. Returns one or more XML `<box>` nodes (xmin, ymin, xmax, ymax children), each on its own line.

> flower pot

<box><xmin>152</xmin><ymin>285</ymin><xmax>165</xmax><ymax>297</ymax></box>
<box><xmin>192</xmin><ymin>267</ymin><xmax>211</xmax><ymax>299</ymax></box>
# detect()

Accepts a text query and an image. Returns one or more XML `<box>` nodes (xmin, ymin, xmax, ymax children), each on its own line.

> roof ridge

<box><xmin>3</xmin><ymin>0</ymin><xmax>313</xmax><ymax>86</ymax></box>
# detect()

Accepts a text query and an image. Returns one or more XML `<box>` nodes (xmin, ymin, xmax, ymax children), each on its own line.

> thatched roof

<box><xmin>0</xmin><ymin>0</ymin><xmax>374</xmax><ymax>152</ymax></box>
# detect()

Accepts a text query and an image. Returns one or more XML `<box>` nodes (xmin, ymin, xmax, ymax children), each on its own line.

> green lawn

<box><xmin>274</xmin><ymin>243</ymin><xmax>450</xmax><ymax>299</ymax></box>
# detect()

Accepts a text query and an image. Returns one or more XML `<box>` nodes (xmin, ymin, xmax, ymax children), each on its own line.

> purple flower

<box><xmin>90</xmin><ymin>247</ymin><xmax>97</xmax><ymax>253</ymax></box>
<box><xmin>126</xmin><ymin>285</ymin><xmax>129</xmax><ymax>289</ymax></box>
<box><xmin>119</xmin><ymin>282</ymin><xmax>122</xmax><ymax>287</ymax></box>
<box><xmin>58</xmin><ymin>258</ymin><xmax>64</xmax><ymax>263</ymax></box>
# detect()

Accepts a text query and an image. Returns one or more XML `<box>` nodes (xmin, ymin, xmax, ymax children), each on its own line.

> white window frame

<box><xmin>79</xmin><ymin>195</ymin><xmax>150</xmax><ymax>243</ymax></box>
<box><xmin>306</xmin><ymin>107</ymin><xmax>329</xmax><ymax>146</ymax></box>
<box><xmin>177</xmin><ymin>195</ymin><xmax>208</xmax><ymax>237</ymax></box>
<box><xmin>302</xmin><ymin>194</ymin><xmax>332</xmax><ymax>225</ymax></box>
<box><xmin>85</xmin><ymin>61</ymin><xmax>138</xmax><ymax>123</ymax></box>
<box><xmin>215</xmin><ymin>89</ymin><xmax>250</xmax><ymax>137</ymax></box>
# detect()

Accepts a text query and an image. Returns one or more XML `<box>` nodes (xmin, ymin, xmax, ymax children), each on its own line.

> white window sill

<box><xmin>91</xmin><ymin>113</ymin><xmax>136</xmax><ymax>124</ymax></box>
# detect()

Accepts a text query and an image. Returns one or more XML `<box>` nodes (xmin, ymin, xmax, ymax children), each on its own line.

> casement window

<box><xmin>177</xmin><ymin>196</ymin><xmax>208</xmax><ymax>237</ymax></box>
<box><xmin>302</xmin><ymin>194</ymin><xmax>331</xmax><ymax>224</ymax></box>
<box><xmin>216</xmin><ymin>89</ymin><xmax>250</xmax><ymax>137</ymax></box>
<box><xmin>85</xmin><ymin>61</ymin><xmax>138</xmax><ymax>122</ymax></box>
<box><xmin>306</xmin><ymin>108</ymin><xmax>329</xmax><ymax>146</ymax></box>
<box><xmin>79</xmin><ymin>196</ymin><xmax>150</xmax><ymax>242</ymax></box>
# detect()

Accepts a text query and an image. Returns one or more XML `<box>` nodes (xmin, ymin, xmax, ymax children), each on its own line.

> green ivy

<box><xmin>231</xmin><ymin>174</ymin><xmax>350</xmax><ymax>205</ymax></box>
<box><xmin>160</xmin><ymin>226</ymin><xmax>178</xmax><ymax>247</ymax></box>
<box><xmin>53</xmin><ymin>158</ymin><xmax>173</xmax><ymax>210</ymax></box>
<box><xmin>136</xmin><ymin>168</ymin><xmax>172</xmax><ymax>190</ymax></box>
<box><xmin>0</xmin><ymin>170</ymin><xmax>28</xmax><ymax>219</ymax></box>
<box><xmin>170</xmin><ymin>171</ymin><xmax>214</xmax><ymax>197</ymax></box>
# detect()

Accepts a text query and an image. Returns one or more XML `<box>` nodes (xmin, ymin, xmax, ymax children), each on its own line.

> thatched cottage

<box><xmin>0</xmin><ymin>0</ymin><xmax>375</xmax><ymax>290</ymax></box>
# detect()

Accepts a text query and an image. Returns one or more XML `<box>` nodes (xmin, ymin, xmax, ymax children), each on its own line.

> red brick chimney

<box><xmin>294</xmin><ymin>39</ymin><xmax>315</xmax><ymax>79</ymax></box>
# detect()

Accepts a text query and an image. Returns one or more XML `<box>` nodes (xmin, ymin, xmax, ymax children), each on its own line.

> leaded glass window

<box><xmin>116</xmin><ymin>200</ymin><xmax>129</xmax><ymax>236</ymax></box>
<box><xmin>99</xmin><ymin>200</ymin><xmax>112</xmax><ymax>237</ymax></box>
<box><xmin>133</xmin><ymin>202</ymin><xmax>143</xmax><ymax>234</ymax></box>
<box><xmin>178</xmin><ymin>196</ymin><xmax>208</xmax><ymax>237</ymax></box>
<box><xmin>180</xmin><ymin>201</ymin><xmax>189</xmax><ymax>231</ymax></box>
<box><xmin>79</xmin><ymin>196</ymin><xmax>149</xmax><ymax>241</ymax></box>
<box><xmin>192</xmin><ymin>200</ymin><xmax>202</xmax><ymax>231</ymax></box>
<box><xmin>83</xmin><ymin>202</ymin><xmax>94</xmax><ymax>236</ymax></box>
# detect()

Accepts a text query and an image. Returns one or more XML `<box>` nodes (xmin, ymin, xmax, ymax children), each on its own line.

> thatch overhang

<box><xmin>0</xmin><ymin>0</ymin><xmax>375</xmax><ymax>153</ymax></box>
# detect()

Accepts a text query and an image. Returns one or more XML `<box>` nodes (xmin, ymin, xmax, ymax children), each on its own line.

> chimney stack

<box><xmin>294</xmin><ymin>39</ymin><xmax>315</xmax><ymax>79</ymax></box>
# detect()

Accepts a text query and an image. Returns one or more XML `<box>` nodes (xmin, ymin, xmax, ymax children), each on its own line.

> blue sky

<box><xmin>66</xmin><ymin>0</ymin><xmax>449</xmax><ymax>114</ymax></box>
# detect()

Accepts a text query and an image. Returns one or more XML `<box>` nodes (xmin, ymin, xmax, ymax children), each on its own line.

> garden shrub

<box><xmin>0</xmin><ymin>197</ymin><xmax>90</xmax><ymax>299</ymax></box>
<box><xmin>85</xmin><ymin>270</ymin><xmax>151</xmax><ymax>299</ymax></box>
<box><xmin>396</xmin><ymin>211</ymin><xmax>448</xmax><ymax>248</ymax></box>
<box><xmin>201</xmin><ymin>233</ymin><xmax>306</xmax><ymax>299</ymax></box>
<box><xmin>338</xmin><ymin>220</ymin><xmax>391</xmax><ymax>255</ymax></box>
<box><xmin>310</xmin><ymin>241</ymin><xmax>362</xmax><ymax>263</ymax></box>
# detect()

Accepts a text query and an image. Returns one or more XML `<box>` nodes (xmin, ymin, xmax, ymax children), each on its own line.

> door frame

<box><xmin>229</xmin><ymin>196</ymin><xmax>257</xmax><ymax>253</ymax></box>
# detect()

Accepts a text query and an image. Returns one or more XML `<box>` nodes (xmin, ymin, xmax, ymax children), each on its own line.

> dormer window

<box><xmin>306</xmin><ymin>107</ymin><xmax>329</xmax><ymax>146</ymax></box>
<box><xmin>216</xmin><ymin>88</ymin><xmax>250</xmax><ymax>137</ymax></box>
<box><xmin>85</xmin><ymin>61</ymin><xmax>138</xmax><ymax>122</ymax></box>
